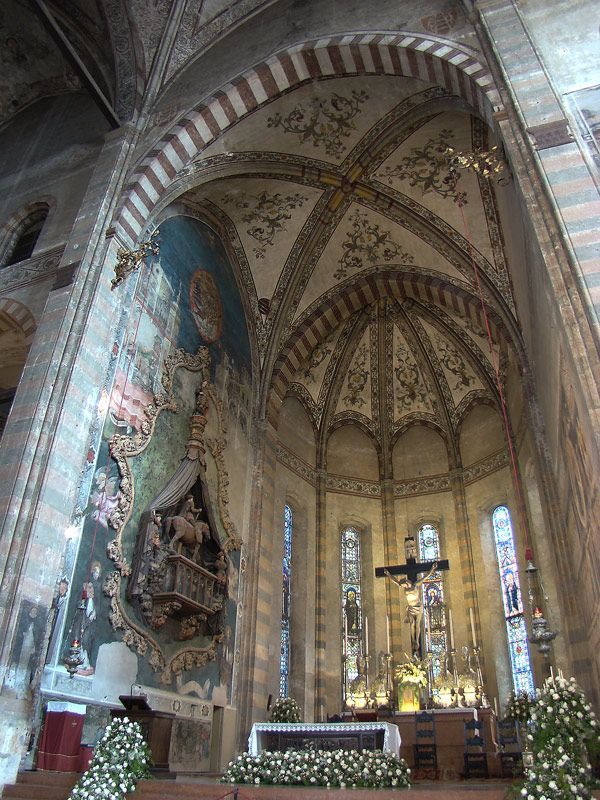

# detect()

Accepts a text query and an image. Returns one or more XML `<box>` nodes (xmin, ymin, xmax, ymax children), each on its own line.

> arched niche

<box><xmin>392</xmin><ymin>424</ymin><xmax>449</xmax><ymax>480</ymax></box>
<box><xmin>278</xmin><ymin>396</ymin><xmax>316</xmax><ymax>465</ymax></box>
<box><xmin>326</xmin><ymin>423</ymin><xmax>379</xmax><ymax>480</ymax></box>
<box><xmin>459</xmin><ymin>403</ymin><xmax>504</xmax><ymax>467</ymax></box>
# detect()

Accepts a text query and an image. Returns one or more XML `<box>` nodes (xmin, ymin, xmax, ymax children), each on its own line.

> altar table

<box><xmin>248</xmin><ymin>722</ymin><xmax>400</xmax><ymax>756</ymax></box>
<box><xmin>394</xmin><ymin>707</ymin><xmax>500</xmax><ymax>777</ymax></box>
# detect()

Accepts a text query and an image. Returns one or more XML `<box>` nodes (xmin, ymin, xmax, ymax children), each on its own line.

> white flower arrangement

<box><xmin>395</xmin><ymin>658</ymin><xmax>428</xmax><ymax>687</ymax></box>
<box><xmin>520</xmin><ymin>672</ymin><xmax>598</xmax><ymax>800</ymax></box>
<box><xmin>221</xmin><ymin>748</ymin><xmax>411</xmax><ymax>788</ymax></box>
<box><xmin>70</xmin><ymin>717</ymin><xmax>152</xmax><ymax>800</ymax></box>
<box><xmin>269</xmin><ymin>696</ymin><xmax>302</xmax><ymax>723</ymax></box>
<box><xmin>504</xmin><ymin>690</ymin><xmax>534</xmax><ymax>725</ymax></box>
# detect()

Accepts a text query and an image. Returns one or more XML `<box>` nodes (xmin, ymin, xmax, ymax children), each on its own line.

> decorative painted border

<box><xmin>276</xmin><ymin>442</ymin><xmax>507</xmax><ymax>495</ymax></box>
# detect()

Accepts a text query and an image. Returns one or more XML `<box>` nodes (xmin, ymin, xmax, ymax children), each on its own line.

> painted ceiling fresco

<box><xmin>182</xmin><ymin>73</ymin><xmax>513</xmax><ymax>448</ymax></box>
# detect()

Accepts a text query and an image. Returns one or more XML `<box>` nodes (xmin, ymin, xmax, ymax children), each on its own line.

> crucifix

<box><xmin>375</xmin><ymin>535</ymin><xmax>450</xmax><ymax>657</ymax></box>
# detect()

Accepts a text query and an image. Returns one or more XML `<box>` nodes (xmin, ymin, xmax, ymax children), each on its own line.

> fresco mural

<box><xmin>44</xmin><ymin>215</ymin><xmax>251</xmax><ymax>709</ymax></box>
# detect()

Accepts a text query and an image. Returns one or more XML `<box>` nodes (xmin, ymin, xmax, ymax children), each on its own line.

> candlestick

<box><xmin>469</xmin><ymin>607</ymin><xmax>477</xmax><ymax>648</ymax></box>
<box><xmin>448</xmin><ymin>608</ymin><xmax>455</xmax><ymax>651</ymax></box>
<box><xmin>386</xmin><ymin>614</ymin><xmax>391</xmax><ymax>654</ymax></box>
<box><xmin>364</xmin><ymin>615</ymin><xmax>369</xmax><ymax>655</ymax></box>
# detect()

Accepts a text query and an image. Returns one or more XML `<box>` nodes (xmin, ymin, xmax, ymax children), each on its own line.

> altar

<box><xmin>248</xmin><ymin>722</ymin><xmax>401</xmax><ymax>756</ymax></box>
<box><xmin>394</xmin><ymin>707</ymin><xmax>500</xmax><ymax>777</ymax></box>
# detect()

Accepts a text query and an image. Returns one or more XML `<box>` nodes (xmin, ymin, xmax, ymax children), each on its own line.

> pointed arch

<box><xmin>113</xmin><ymin>34</ymin><xmax>502</xmax><ymax>245</ymax></box>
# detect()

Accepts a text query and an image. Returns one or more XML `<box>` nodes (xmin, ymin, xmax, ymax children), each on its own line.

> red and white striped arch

<box><xmin>0</xmin><ymin>297</ymin><xmax>37</xmax><ymax>345</ymax></box>
<box><xmin>114</xmin><ymin>33</ymin><xmax>502</xmax><ymax>245</ymax></box>
<box><xmin>266</xmin><ymin>270</ymin><xmax>510</xmax><ymax>423</ymax></box>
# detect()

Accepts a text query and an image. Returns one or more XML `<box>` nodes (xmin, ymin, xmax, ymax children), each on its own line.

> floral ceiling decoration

<box><xmin>221</xmin><ymin>190</ymin><xmax>309</xmax><ymax>258</ymax></box>
<box><xmin>335</xmin><ymin>209</ymin><xmax>414</xmax><ymax>280</ymax></box>
<box><xmin>394</xmin><ymin>340</ymin><xmax>431</xmax><ymax>414</ymax></box>
<box><xmin>267</xmin><ymin>89</ymin><xmax>369</xmax><ymax>157</ymax></box>
<box><xmin>381</xmin><ymin>128</ymin><xmax>468</xmax><ymax>206</ymax></box>
<box><xmin>343</xmin><ymin>341</ymin><xmax>370</xmax><ymax>409</ymax></box>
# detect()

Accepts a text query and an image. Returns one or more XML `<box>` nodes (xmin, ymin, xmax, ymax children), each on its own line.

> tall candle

<box><xmin>494</xmin><ymin>697</ymin><xmax>499</xmax><ymax>716</ymax></box>
<box><xmin>386</xmin><ymin>614</ymin><xmax>391</xmax><ymax>654</ymax></box>
<box><xmin>364</xmin><ymin>615</ymin><xmax>369</xmax><ymax>655</ymax></box>
<box><xmin>448</xmin><ymin>608</ymin><xmax>455</xmax><ymax>651</ymax></box>
<box><xmin>469</xmin><ymin>607</ymin><xmax>477</xmax><ymax>648</ymax></box>
<box><xmin>344</xmin><ymin>616</ymin><xmax>348</xmax><ymax>658</ymax></box>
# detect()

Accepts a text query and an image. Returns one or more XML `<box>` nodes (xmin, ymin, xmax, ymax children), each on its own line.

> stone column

<box><xmin>0</xmin><ymin>124</ymin><xmax>138</xmax><ymax>787</ymax></box>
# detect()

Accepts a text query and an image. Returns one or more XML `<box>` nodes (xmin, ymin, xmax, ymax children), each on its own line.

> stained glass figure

<box><xmin>280</xmin><ymin>504</ymin><xmax>292</xmax><ymax>697</ymax></box>
<box><xmin>341</xmin><ymin>527</ymin><xmax>363</xmax><ymax>688</ymax></box>
<box><xmin>492</xmin><ymin>505</ymin><xmax>535</xmax><ymax>696</ymax></box>
<box><xmin>418</xmin><ymin>524</ymin><xmax>447</xmax><ymax>677</ymax></box>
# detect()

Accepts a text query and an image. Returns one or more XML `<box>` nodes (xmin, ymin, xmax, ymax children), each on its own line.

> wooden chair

<box><xmin>414</xmin><ymin>710</ymin><xmax>437</xmax><ymax>769</ymax></box>
<box><xmin>497</xmin><ymin>719</ymin><xmax>523</xmax><ymax>778</ymax></box>
<box><xmin>464</xmin><ymin>718</ymin><xmax>488</xmax><ymax>778</ymax></box>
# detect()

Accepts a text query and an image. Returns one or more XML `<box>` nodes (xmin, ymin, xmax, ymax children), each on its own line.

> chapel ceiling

<box><xmin>180</xmin><ymin>72</ymin><xmax>515</xmax><ymax>446</ymax></box>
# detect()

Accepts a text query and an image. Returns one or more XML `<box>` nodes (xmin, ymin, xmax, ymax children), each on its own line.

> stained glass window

<box><xmin>418</xmin><ymin>524</ymin><xmax>446</xmax><ymax>677</ymax></box>
<box><xmin>492</xmin><ymin>505</ymin><xmax>535</xmax><ymax>696</ymax></box>
<box><xmin>341</xmin><ymin>527</ymin><xmax>363</xmax><ymax>693</ymax></box>
<box><xmin>280</xmin><ymin>504</ymin><xmax>292</xmax><ymax>697</ymax></box>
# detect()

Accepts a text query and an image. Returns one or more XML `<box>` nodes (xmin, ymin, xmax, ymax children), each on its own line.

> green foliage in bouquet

<box><xmin>504</xmin><ymin>690</ymin><xmax>534</xmax><ymax>725</ymax></box>
<box><xmin>269</xmin><ymin>696</ymin><xmax>302</xmax><ymax>723</ymax></box>
<box><xmin>520</xmin><ymin>673</ymin><xmax>599</xmax><ymax>800</ymax></box>
<box><xmin>70</xmin><ymin>717</ymin><xmax>152</xmax><ymax>800</ymax></box>
<box><xmin>221</xmin><ymin>748</ymin><xmax>411</xmax><ymax>788</ymax></box>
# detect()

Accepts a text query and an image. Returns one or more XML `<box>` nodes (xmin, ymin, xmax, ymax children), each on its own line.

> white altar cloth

<box><xmin>248</xmin><ymin>722</ymin><xmax>401</xmax><ymax>756</ymax></box>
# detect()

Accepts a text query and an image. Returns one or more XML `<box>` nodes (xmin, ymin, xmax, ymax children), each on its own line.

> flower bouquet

<box><xmin>70</xmin><ymin>717</ymin><xmax>152</xmax><ymax>800</ymax></box>
<box><xmin>221</xmin><ymin>748</ymin><xmax>411</xmax><ymax>788</ymax></box>
<box><xmin>504</xmin><ymin>690</ymin><xmax>534</xmax><ymax>725</ymax></box>
<box><xmin>269</xmin><ymin>696</ymin><xmax>302</xmax><ymax>723</ymax></box>
<box><xmin>520</xmin><ymin>672</ymin><xmax>599</xmax><ymax>800</ymax></box>
<box><xmin>395</xmin><ymin>657</ymin><xmax>428</xmax><ymax>687</ymax></box>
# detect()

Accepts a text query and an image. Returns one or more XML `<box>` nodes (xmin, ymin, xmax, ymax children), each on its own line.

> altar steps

<box><xmin>136</xmin><ymin>779</ymin><xmax>516</xmax><ymax>800</ymax></box>
<box><xmin>1</xmin><ymin>770</ymin><xmax>77</xmax><ymax>800</ymax></box>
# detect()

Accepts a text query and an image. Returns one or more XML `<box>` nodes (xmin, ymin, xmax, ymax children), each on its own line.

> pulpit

<box><xmin>37</xmin><ymin>702</ymin><xmax>86</xmax><ymax>772</ymax></box>
<box><xmin>111</xmin><ymin>695</ymin><xmax>175</xmax><ymax>771</ymax></box>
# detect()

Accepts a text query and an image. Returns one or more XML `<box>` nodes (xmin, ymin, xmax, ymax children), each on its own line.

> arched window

<box><xmin>492</xmin><ymin>505</ymin><xmax>535</xmax><ymax>696</ymax></box>
<box><xmin>280</xmin><ymin>504</ymin><xmax>293</xmax><ymax>697</ymax></box>
<box><xmin>2</xmin><ymin>206</ymin><xmax>48</xmax><ymax>267</ymax></box>
<box><xmin>341</xmin><ymin>526</ymin><xmax>363</xmax><ymax>693</ymax></box>
<box><xmin>418</xmin><ymin>524</ymin><xmax>446</xmax><ymax>676</ymax></box>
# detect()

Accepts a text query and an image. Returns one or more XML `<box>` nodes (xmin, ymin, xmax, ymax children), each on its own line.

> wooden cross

<box><xmin>375</xmin><ymin>556</ymin><xmax>449</xmax><ymax>585</ymax></box>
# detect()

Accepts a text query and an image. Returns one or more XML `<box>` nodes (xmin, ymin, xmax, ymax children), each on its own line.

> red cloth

<box><xmin>37</xmin><ymin>711</ymin><xmax>84</xmax><ymax>772</ymax></box>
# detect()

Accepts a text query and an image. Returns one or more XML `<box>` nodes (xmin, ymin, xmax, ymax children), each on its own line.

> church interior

<box><xmin>0</xmin><ymin>0</ymin><xmax>599</xmax><ymax>789</ymax></box>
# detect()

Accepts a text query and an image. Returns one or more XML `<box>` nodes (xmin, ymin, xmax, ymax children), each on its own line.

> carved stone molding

<box><xmin>325</xmin><ymin>475</ymin><xmax>381</xmax><ymax>497</ymax></box>
<box><xmin>276</xmin><ymin>443</ymin><xmax>316</xmax><ymax>486</ymax></box>
<box><xmin>0</xmin><ymin>246</ymin><xmax>64</xmax><ymax>292</ymax></box>
<box><xmin>105</xmin><ymin>346</ymin><xmax>240</xmax><ymax>678</ymax></box>
<box><xmin>393</xmin><ymin>474</ymin><xmax>452</xmax><ymax>497</ymax></box>
<box><xmin>527</xmin><ymin>119</ymin><xmax>574</xmax><ymax>150</ymax></box>
<box><xmin>463</xmin><ymin>449</ymin><xmax>508</xmax><ymax>484</ymax></box>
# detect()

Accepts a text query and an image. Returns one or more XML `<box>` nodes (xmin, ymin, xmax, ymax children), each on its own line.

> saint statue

<box><xmin>384</xmin><ymin>562</ymin><xmax>437</xmax><ymax>656</ymax></box>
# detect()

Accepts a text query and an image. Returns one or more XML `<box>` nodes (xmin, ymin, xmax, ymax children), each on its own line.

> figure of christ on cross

<box><xmin>376</xmin><ymin>535</ymin><xmax>450</xmax><ymax>658</ymax></box>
